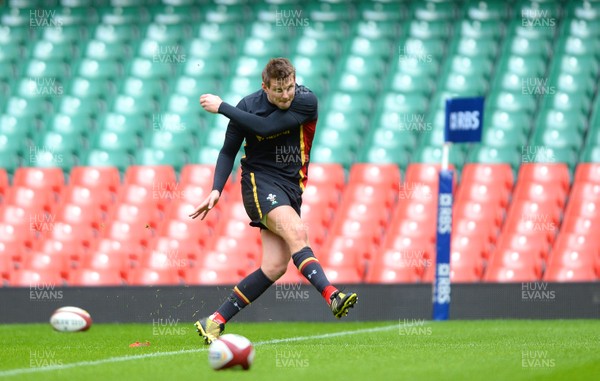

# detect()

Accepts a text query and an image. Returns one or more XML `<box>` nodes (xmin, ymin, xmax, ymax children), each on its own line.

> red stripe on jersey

<box><xmin>299</xmin><ymin>119</ymin><xmax>317</xmax><ymax>190</ymax></box>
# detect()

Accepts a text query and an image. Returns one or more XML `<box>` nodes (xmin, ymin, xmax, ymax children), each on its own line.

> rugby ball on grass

<box><xmin>50</xmin><ymin>306</ymin><xmax>92</xmax><ymax>332</ymax></box>
<box><xmin>208</xmin><ymin>334</ymin><xmax>255</xmax><ymax>371</ymax></box>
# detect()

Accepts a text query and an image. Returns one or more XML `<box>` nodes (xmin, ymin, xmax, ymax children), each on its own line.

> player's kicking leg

<box><xmin>265</xmin><ymin>206</ymin><xmax>358</xmax><ymax>318</ymax></box>
<box><xmin>195</xmin><ymin>229</ymin><xmax>289</xmax><ymax>344</ymax></box>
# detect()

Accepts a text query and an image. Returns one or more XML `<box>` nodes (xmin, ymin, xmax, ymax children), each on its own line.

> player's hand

<box><xmin>189</xmin><ymin>190</ymin><xmax>221</xmax><ymax>220</ymax></box>
<box><xmin>199</xmin><ymin>94</ymin><xmax>223</xmax><ymax>113</ymax></box>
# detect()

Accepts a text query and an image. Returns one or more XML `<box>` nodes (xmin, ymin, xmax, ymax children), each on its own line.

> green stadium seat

<box><xmin>561</xmin><ymin>17</ymin><xmax>600</xmax><ymax>39</ymax></box>
<box><xmin>46</xmin><ymin>113</ymin><xmax>92</xmax><ymax>139</ymax></box>
<box><xmin>487</xmin><ymin>91</ymin><xmax>537</xmax><ymax>115</ymax></box>
<box><xmin>466</xmin><ymin>146</ymin><xmax>521</xmax><ymax>169</ymax></box>
<box><xmin>412</xmin><ymin>145</ymin><xmax>465</xmax><ymax>169</ymax></box>
<box><xmin>85</xmin><ymin>149</ymin><xmax>131</xmax><ymax>172</ymax></box>
<box><xmin>361</xmin><ymin>146</ymin><xmax>410</xmax><ymax>168</ymax></box>
<box><xmin>443</xmin><ymin>55</ymin><xmax>493</xmax><ymax>78</ymax></box>
<box><xmin>146</xmin><ymin>22</ymin><xmax>190</xmax><ymax>43</ymax></box>
<box><xmin>531</xmin><ymin>127</ymin><xmax>585</xmax><ymax>151</ymax></box>
<box><xmin>529</xmin><ymin>147</ymin><xmax>578</xmax><ymax>169</ymax></box>
<box><xmin>0</xmin><ymin>132</ymin><xmax>26</xmax><ymax>155</ymax></box>
<box><xmin>508</xmin><ymin>19</ymin><xmax>556</xmax><ymax>41</ymax></box>
<box><xmin>69</xmin><ymin>77</ymin><xmax>114</xmax><ymax>100</ymax></box>
<box><xmin>187</xmin><ymin>38</ymin><xmax>232</xmax><ymax>59</ymax></box>
<box><xmin>370</xmin><ymin>127</ymin><xmax>418</xmax><ymax>150</ymax></box>
<box><xmin>204</xmin><ymin>4</ymin><xmax>247</xmax><ymax>24</ymax></box>
<box><xmin>166</xmin><ymin>93</ymin><xmax>198</xmax><ymax>117</ymax></box>
<box><xmin>77</xmin><ymin>58</ymin><xmax>122</xmax><ymax>80</ymax></box>
<box><xmin>242</xmin><ymin>37</ymin><xmax>288</xmax><ymax>58</ymax></box>
<box><xmin>0</xmin><ymin>151</ymin><xmax>20</xmax><ymax>174</ymax></box>
<box><xmin>197</xmin><ymin>22</ymin><xmax>240</xmax><ymax>44</ymax></box>
<box><xmin>306</xmin><ymin>1</ymin><xmax>354</xmax><ymax>22</ymax></box>
<box><xmin>400</xmin><ymin>38</ymin><xmax>446</xmax><ymax>61</ymax></box>
<box><xmin>504</xmin><ymin>35</ymin><xmax>550</xmax><ymax>57</ymax></box>
<box><xmin>482</xmin><ymin>127</ymin><xmax>528</xmax><ymax>149</ymax></box>
<box><xmin>411</xmin><ymin>1</ymin><xmax>456</xmax><ymax>21</ymax></box>
<box><xmin>310</xmin><ymin>145</ymin><xmax>354</xmax><ymax>168</ymax></box>
<box><xmin>37</xmin><ymin>130</ymin><xmax>82</xmax><ymax>156</ymax></box>
<box><xmin>183</xmin><ymin>57</ymin><xmax>226</xmax><ymax>78</ymax></box>
<box><xmin>30</xmin><ymin>40</ymin><xmax>73</xmax><ymax>61</ymax></box>
<box><xmin>354</xmin><ymin>20</ymin><xmax>401</xmax><ymax>39</ymax></box>
<box><xmin>173</xmin><ymin>76</ymin><xmax>219</xmax><ymax>98</ymax></box>
<box><xmin>348</xmin><ymin>36</ymin><xmax>393</xmax><ymax>59</ymax></box>
<box><xmin>28</xmin><ymin>150</ymin><xmax>76</xmax><ymax>171</ymax></box>
<box><xmin>419</xmin><ymin>126</ymin><xmax>445</xmax><ymax>147</ymax></box>
<box><xmin>0</xmin><ymin>24</ymin><xmax>31</xmax><ymax>45</ymax></box>
<box><xmin>441</xmin><ymin>72</ymin><xmax>487</xmax><ymax>95</ymax></box>
<box><xmin>85</xmin><ymin>39</ymin><xmax>128</xmax><ymax>61</ymax></box>
<box><xmin>5</xmin><ymin>96</ymin><xmax>48</xmax><ymax>118</ymax></box>
<box><xmin>381</xmin><ymin>92</ymin><xmax>428</xmax><ymax>115</ymax></box>
<box><xmin>458</xmin><ymin>19</ymin><xmax>503</xmax><ymax>39</ymax></box>
<box><xmin>112</xmin><ymin>94</ymin><xmax>155</xmax><ymax>116</ymax></box>
<box><xmin>144</xmin><ymin>129</ymin><xmax>196</xmax><ymax>153</ymax></box>
<box><xmin>550</xmin><ymin>54</ymin><xmax>598</xmax><ymax>80</ymax></box>
<box><xmin>541</xmin><ymin>91</ymin><xmax>591</xmax><ymax>115</ymax></box>
<box><xmin>42</xmin><ymin>24</ymin><xmax>84</xmax><ymax>44</ymax></box>
<box><xmin>0</xmin><ymin>42</ymin><xmax>20</xmax><ymax>63</ymax></box>
<box><xmin>192</xmin><ymin>146</ymin><xmax>221</xmax><ymax>164</ymax></box>
<box><xmin>325</xmin><ymin>92</ymin><xmax>373</xmax><ymax>115</ymax></box>
<box><xmin>535</xmin><ymin>109</ymin><xmax>587</xmax><ymax>134</ymax></box>
<box><xmin>99</xmin><ymin>112</ymin><xmax>146</xmax><ymax>137</ymax></box>
<box><xmin>92</xmin><ymin>130</ymin><xmax>139</xmax><ymax>153</ymax></box>
<box><xmin>59</xmin><ymin>95</ymin><xmax>100</xmax><ymax>118</ymax></box>
<box><xmin>25</xmin><ymin>59</ymin><xmax>69</xmax><ymax>79</ymax></box>
<box><xmin>129</xmin><ymin>57</ymin><xmax>172</xmax><ymax>80</ymax></box>
<box><xmin>452</xmin><ymin>37</ymin><xmax>498</xmax><ymax>59</ymax></box>
<box><xmin>314</xmin><ymin>129</ymin><xmax>361</xmax><ymax>152</ymax></box>
<box><xmin>496</xmin><ymin>54</ymin><xmax>546</xmax><ymax>77</ymax></box>
<box><xmin>580</xmin><ymin>145</ymin><xmax>600</xmax><ymax>163</ymax></box>
<box><xmin>555</xmin><ymin>36</ymin><xmax>600</xmax><ymax>57</ymax></box>
<box><xmin>94</xmin><ymin>24</ymin><xmax>136</xmax><ymax>43</ymax></box>
<box><xmin>334</xmin><ymin>72</ymin><xmax>378</xmax><ymax>95</ymax></box>
<box><xmin>484</xmin><ymin>109</ymin><xmax>531</xmax><ymax>133</ymax></box>
<box><xmin>464</xmin><ymin>0</ymin><xmax>508</xmax><ymax>21</ymax></box>
<box><xmin>304</xmin><ymin>21</ymin><xmax>349</xmax><ymax>40</ymax></box>
<box><xmin>0</xmin><ymin>114</ymin><xmax>34</xmax><ymax>140</ymax></box>
<box><xmin>294</xmin><ymin>36</ymin><xmax>340</xmax><ymax>58</ymax></box>
<box><xmin>385</xmin><ymin>72</ymin><xmax>433</xmax><ymax>94</ymax></box>
<box><xmin>120</xmin><ymin>77</ymin><xmax>163</xmax><ymax>101</ymax></box>
<box><xmin>135</xmin><ymin>148</ymin><xmax>187</xmax><ymax>171</ymax></box>
<box><xmin>357</xmin><ymin>0</ymin><xmax>406</xmax><ymax>20</ymax></box>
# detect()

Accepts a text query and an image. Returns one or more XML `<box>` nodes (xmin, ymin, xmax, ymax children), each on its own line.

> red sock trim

<box><xmin>322</xmin><ymin>285</ymin><xmax>338</xmax><ymax>305</ymax></box>
<box><xmin>210</xmin><ymin>312</ymin><xmax>226</xmax><ymax>325</ymax></box>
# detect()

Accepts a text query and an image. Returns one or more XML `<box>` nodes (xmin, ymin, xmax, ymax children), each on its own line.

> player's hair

<box><xmin>262</xmin><ymin>58</ymin><xmax>296</xmax><ymax>88</ymax></box>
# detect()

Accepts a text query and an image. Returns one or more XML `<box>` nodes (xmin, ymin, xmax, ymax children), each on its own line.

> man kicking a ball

<box><xmin>190</xmin><ymin>58</ymin><xmax>358</xmax><ymax>344</ymax></box>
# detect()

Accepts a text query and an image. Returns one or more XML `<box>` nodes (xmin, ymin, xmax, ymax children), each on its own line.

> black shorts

<box><xmin>241</xmin><ymin>171</ymin><xmax>302</xmax><ymax>229</ymax></box>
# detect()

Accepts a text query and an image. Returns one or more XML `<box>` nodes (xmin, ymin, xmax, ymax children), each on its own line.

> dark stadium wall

<box><xmin>1</xmin><ymin>283</ymin><xmax>599</xmax><ymax>324</ymax></box>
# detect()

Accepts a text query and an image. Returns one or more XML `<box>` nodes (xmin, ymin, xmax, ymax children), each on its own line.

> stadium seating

<box><xmin>1</xmin><ymin>0</ymin><xmax>599</xmax><ymax>287</ymax></box>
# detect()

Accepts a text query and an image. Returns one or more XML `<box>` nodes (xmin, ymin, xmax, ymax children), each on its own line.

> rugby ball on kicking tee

<box><xmin>208</xmin><ymin>334</ymin><xmax>255</xmax><ymax>371</ymax></box>
<box><xmin>49</xmin><ymin>306</ymin><xmax>92</xmax><ymax>332</ymax></box>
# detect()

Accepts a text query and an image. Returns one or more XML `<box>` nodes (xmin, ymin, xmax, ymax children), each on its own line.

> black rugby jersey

<box><xmin>211</xmin><ymin>85</ymin><xmax>318</xmax><ymax>193</ymax></box>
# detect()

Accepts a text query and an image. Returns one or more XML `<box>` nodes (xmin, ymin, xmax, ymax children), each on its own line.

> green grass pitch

<box><xmin>0</xmin><ymin>320</ymin><xmax>599</xmax><ymax>381</ymax></box>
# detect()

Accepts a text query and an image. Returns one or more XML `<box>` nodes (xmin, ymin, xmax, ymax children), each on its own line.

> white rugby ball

<box><xmin>208</xmin><ymin>334</ymin><xmax>255</xmax><ymax>371</ymax></box>
<box><xmin>49</xmin><ymin>306</ymin><xmax>92</xmax><ymax>332</ymax></box>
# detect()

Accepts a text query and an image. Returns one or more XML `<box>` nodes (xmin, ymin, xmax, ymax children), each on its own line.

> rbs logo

<box><xmin>449</xmin><ymin>111</ymin><xmax>480</xmax><ymax>130</ymax></box>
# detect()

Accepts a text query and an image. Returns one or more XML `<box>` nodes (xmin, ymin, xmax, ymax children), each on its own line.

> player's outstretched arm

<box><xmin>199</xmin><ymin>93</ymin><xmax>317</xmax><ymax>137</ymax></box>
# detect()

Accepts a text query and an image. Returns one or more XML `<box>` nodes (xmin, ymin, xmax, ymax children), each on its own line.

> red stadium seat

<box><xmin>0</xmin><ymin>240</ymin><xmax>23</xmax><ymax>264</ymax></box>
<box><xmin>183</xmin><ymin>267</ymin><xmax>247</xmax><ymax>285</ymax></box>
<box><xmin>517</xmin><ymin>163</ymin><xmax>570</xmax><ymax>192</ymax></box>
<box><xmin>322</xmin><ymin>235</ymin><xmax>374</xmax><ymax>266</ymax></box>
<box><xmin>342</xmin><ymin>183</ymin><xmax>397</xmax><ymax>208</ymax></box>
<box><xmin>48</xmin><ymin>221</ymin><xmax>96</xmax><ymax>250</ymax></box>
<box><xmin>79</xmin><ymin>250</ymin><xmax>130</xmax><ymax>272</ymax></box>
<box><xmin>138</xmin><ymin>247</ymin><xmax>190</xmax><ymax>270</ymax></box>
<box><xmin>40</xmin><ymin>239</ymin><xmax>79</xmax><ymax>262</ymax></box>
<box><xmin>0</xmin><ymin>222</ymin><xmax>36</xmax><ymax>250</ymax></box>
<box><xmin>0</xmin><ymin>205</ymin><xmax>29</xmax><ymax>227</ymax></box>
<box><xmin>213</xmin><ymin>236</ymin><xmax>262</xmax><ymax>264</ymax></box>
<box><xmin>151</xmin><ymin>236</ymin><xmax>201</xmax><ymax>264</ymax></box>
<box><xmin>488</xmin><ymin>248</ymin><xmax>542</xmax><ymax>278</ymax></box>
<box><xmin>564</xmin><ymin>198</ymin><xmax>600</xmax><ymax>220</ymax></box>
<box><xmin>453</xmin><ymin>200</ymin><xmax>504</xmax><ymax>228</ymax></box>
<box><xmin>453</xmin><ymin>218</ymin><xmax>500</xmax><ymax>245</ymax></box>
<box><xmin>216</xmin><ymin>220</ymin><xmax>261</xmax><ymax>246</ymax></box>
<box><xmin>179</xmin><ymin>183</ymin><xmax>211</xmax><ymax>205</ymax></box>
<box><xmin>512</xmin><ymin>182</ymin><xmax>567</xmax><ymax>208</ymax></box>
<box><xmin>160</xmin><ymin>219</ymin><xmax>210</xmax><ymax>248</ymax></box>
<box><xmin>201</xmin><ymin>250</ymin><xmax>253</xmax><ymax>271</ymax></box>
<box><xmin>180</xmin><ymin>164</ymin><xmax>215</xmax><ymax>188</ymax></box>
<box><xmin>455</xmin><ymin>182</ymin><xmax>510</xmax><ymax>207</ymax></box>
<box><xmin>365</xmin><ymin>263</ymin><xmax>420</xmax><ymax>283</ymax></box>
<box><xmin>111</xmin><ymin>203</ymin><xmax>162</xmax><ymax>230</ymax></box>
<box><xmin>70</xmin><ymin>166</ymin><xmax>120</xmax><ymax>193</ymax></box>
<box><xmin>323</xmin><ymin>266</ymin><xmax>362</xmax><ymax>283</ymax></box>
<box><xmin>348</xmin><ymin>163</ymin><xmax>400</xmax><ymax>191</ymax></box>
<box><xmin>450</xmin><ymin>250</ymin><xmax>484</xmax><ymax>278</ymax></box>
<box><xmin>543</xmin><ymin>266</ymin><xmax>597</xmax><ymax>282</ymax></box>
<box><xmin>330</xmin><ymin>219</ymin><xmax>384</xmax><ymax>245</ymax></box>
<box><xmin>20</xmin><ymin>250</ymin><xmax>70</xmax><ymax>273</ymax></box>
<box><xmin>319</xmin><ymin>244</ymin><xmax>365</xmax><ymax>277</ymax></box>
<box><xmin>500</xmin><ymin>215</ymin><xmax>557</xmax><ymax>244</ymax></box>
<box><xmin>14</xmin><ymin>167</ymin><xmax>64</xmax><ymax>194</ymax></box>
<box><xmin>483</xmin><ymin>265</ymin><xmax>539</xmax><ymax>282</ymax></box>
<box><xmin>302</xmin><ymin>183</ymin><xmax>341</xmax><ymax>209</ymax></box>
<box><xmin>0</xmin><ymin>168</ymin><xmax>8</xmax><ymax>199</ymax></box>
<box><xmin>91</xmin><ymin>238</ymin><xmax>146</xmax><ymax>262</ymax></box>
<box><xmin>559</xmin><ymin>215</ymin><xmax>600</xmax><ymax>236</ymax></box>
<box><xmin>547</xmin><ymin>248</ymin><xmax>595</xmax><ymax>270</ymax></box>
<box><xmin>126</xmin><ymin>268</ymin><xmax>181</xmax><ymax>286</ymax></box>
<box><xmin>569</xmin><ymin>182</ymin><xmax>600</xmax><ymax>202</ymax></box>
<box><xmin>506</xmin><ymin>199</ymin><xmax>562</xmax><ymax>227</ymax></box>
<box><xmin>56</xmin><ymin>203</ymin><xmax>104</xmax><ymax>229</ymax></box>
<box><xmin>461</xmin><ymin>163</ymin><xmax>514</xmax><ymax>190</ymax></box>
<box><xmin>405</xmin><ymin>163</ymin><xmax>456</xmax><ymax>187</ymax></box>
<box><xmin>124</xmin><ymin>165</ymin><xmax>177</xmax><ymax>189</ymax></box>
<box><xmin>392</xmin><ymin>199</ymin><xmax>437</xmax><ymax>223</ymax></box>
<box><xmin>105</xmin><ymin>220</ymin><xmax>153</xmax><ymax>247</ymax></box>
<box><xmin>307</xmin><ymin>163</ymin><xmax>345</xmax><ymax>190</ymax></box>
<box><xmin>117</xmin><ymin>184</ymin><xmax>159</xmax><ymax>210</ymax></box>
<box><xmin>4</xmin><ymin>186</ymin><xmax>54</xmax><ymax>212</ymax></box>
<box><xmin>574</xmin><ymin>163</ymin><xmax>600</xmax><ymax>184</ymax></box>
<box><xmin>337</xmin><ymin>201</ymin><xmax>389</xmax><ymax>227</ymax></box>
<box><xmin>494</xmin><ymin>232</ymin><xmax>550</xmax><ymax>260</ymax></box>
<box><xmin>451</xmin><ymin>234</ymin><xmax>490</xmax><ymax>259</ymax></box>
<box><xmin>61</xmin><ymin>185</ymin><xmax>113</xmax><ymax>212</ymax></box>
<box><xmin>552</xmin><ymin>233</ymin><xmax>600</xmax><ymax>255</ymax></box>
<box><xmin>68</xmin><ymin>268</ymin><xmax>124</xmax><ymax>286</ymax></box>
<box><xmin>7</xmin><ymin>268</ymin><xmax>64</xmax><ymax>287</ymax></box>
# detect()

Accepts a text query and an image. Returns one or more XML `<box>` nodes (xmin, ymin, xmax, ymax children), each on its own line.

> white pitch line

<box><xmin>0</xmin><ymin>323</ymin><xmax>403</xmax><ymax>378</ymax></box>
